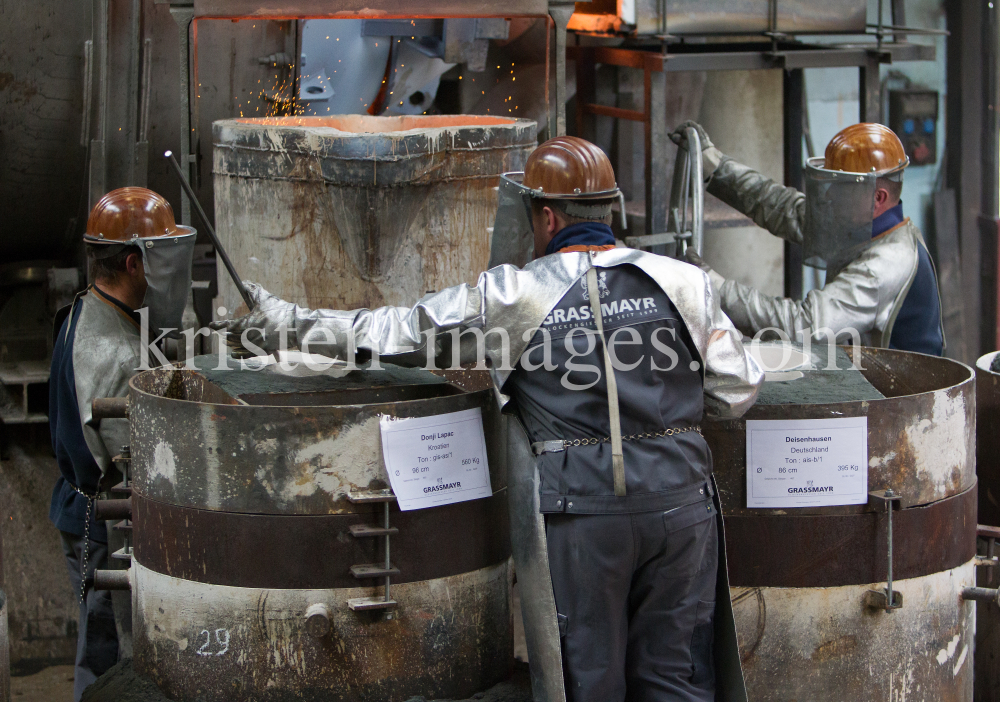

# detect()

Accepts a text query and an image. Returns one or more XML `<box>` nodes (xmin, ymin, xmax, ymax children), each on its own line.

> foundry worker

<box><xmin>49</xmin><ymin>187</ymin><xmax>195</xmax><ymax>699</ymax></box>
<box><xmin>673</xmin><ymin>121</ymin><xmax>944</xmax><ymax>356</ymax></box>
<box><xmin>213</xmin><ymin>136</ymin><xmax>762</xmax><ymax>702</ymax></box>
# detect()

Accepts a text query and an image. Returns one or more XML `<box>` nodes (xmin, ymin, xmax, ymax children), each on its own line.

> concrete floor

<box><xmin>11</xmin><ymin>664</ymin><xmax>73</xmax><ymax>701</ymax></box>
<box><xmin>1</xmin><ymin>430</ymin><xmax>79</xmax><ymax>664</ymax></box>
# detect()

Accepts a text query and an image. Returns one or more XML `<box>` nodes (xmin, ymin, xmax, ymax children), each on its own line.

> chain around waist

<box><xmin>531</xmin><ymin>426</ymin><xmax>702</xmax><ymax>456</ymax></box>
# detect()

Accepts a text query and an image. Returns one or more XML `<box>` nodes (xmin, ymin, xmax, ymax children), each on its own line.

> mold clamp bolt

<box><xmin>865</xmin><ymin>488</ymin><xmax>903</xmax><ymax>611</ymax></box>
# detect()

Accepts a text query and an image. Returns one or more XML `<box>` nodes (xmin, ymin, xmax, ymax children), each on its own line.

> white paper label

<box><xmin>380</xmin><ymin>408</ymin><xmax>492</xmax><ymax>511</ymax></box>
<box><xmin>746</xmin><ymin>417</ymin><xmax>868</xmax><ymax>508</ymax></box>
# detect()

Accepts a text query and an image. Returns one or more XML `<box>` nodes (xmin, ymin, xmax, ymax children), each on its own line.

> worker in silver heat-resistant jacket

<box><xmin>213</xmin><ymin>136</ymin><xmax>763</xmax><ymax>702</ymax></box>
<box><xmin>673</xmin><ymin>121</ymin><xmax>944</xmax><ymax>356</ymax></box>
<box><xmin>50</xmin><ymin>187</ymin><xmax>195</xmax><ymax>699</ymax></box>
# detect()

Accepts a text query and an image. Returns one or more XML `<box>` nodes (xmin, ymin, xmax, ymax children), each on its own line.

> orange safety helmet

<box><xmin>522</xmin><ymin>136</ymin><xmax>619</xmax><ymax>199</ymax></box>
<box><xmin>492</xmin><ymin>137</ymin><xmax>625</xmax><ymax>266</ymax></box>
<box><xmin>84</xmin><ymin>187</ymin><xmax>186</xmax><ymax>246</ymax></box>
<box><xmin>823</xmin><ymin>123</ymin><xmax>908</xmax><ymax>179</ymax></box>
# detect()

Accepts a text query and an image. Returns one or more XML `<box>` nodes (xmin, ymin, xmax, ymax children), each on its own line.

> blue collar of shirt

<box><xmin>545</xmin><ymin>221</ymin><xmax>616</xmax><ymax>256</ymax></box>
<box><xmin>91</xmin><ymin>285</ymin><xmax>142</xmax><ymax>326</ymax></box>
<box><xmin>872</xmin><ymin>201</ymin><xmax>905</xmax><ymax>238</ymax></box>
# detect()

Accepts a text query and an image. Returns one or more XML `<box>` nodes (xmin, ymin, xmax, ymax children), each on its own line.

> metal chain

<box><xmin>71</xmin><ymin>484</ymin><xmax>98</xmax><ymax>605</ymax></box>
<box><xmin>561</xmin><ymin>425</ymin><xmax>701</xmax><ymax>449</ymax></box>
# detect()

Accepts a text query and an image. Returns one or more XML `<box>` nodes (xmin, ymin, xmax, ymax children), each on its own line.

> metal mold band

<box><xmin>132</xmin><ymin>490</ymin><xmax>511</xmax><ymax>589</ymax></box>
<box><xmin>724</xmin><ymin>482</ymin><xmax>977</xmax><ymax>588</ymax></box>
<box><xmin>706</xmin><ymin>347</ymin><xmax>976</xmax><ymax>515</ymax></box>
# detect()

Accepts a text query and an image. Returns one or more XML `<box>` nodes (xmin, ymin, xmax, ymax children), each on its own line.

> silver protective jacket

<box><xmin>282</xmin><ymin>247</ymin><xmax>761</xmax><ymax>418</ymax></box>
<box><xmin>707</xmin><ymin>156</ymin><xmax>938</xmax><ymax>348</ymax></box>
<box><xmin>70</xmin><ymin>290</ymin><xmax>145</xmax><ymax>475</ymax></box>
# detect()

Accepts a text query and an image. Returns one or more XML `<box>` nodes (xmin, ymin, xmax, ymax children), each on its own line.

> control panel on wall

<box><xmin>888</xmin><ymin>90</ymin><xmax>939</xmax><ymax>166</ymax></box>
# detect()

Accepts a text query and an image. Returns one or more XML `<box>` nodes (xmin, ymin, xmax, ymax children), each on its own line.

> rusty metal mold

<box><xmin>128</xmin><ymin>366</ymin><xmax>506</xmax><ymax>515</ymax></box>
<box><xmin>126</xmin><ymin>362</ymin><xmax>512</xmax><ymax>700</ymax></box>
<box><xmin>212</xmin><ymin>115</ymin><xmax>537</xmax><ymax>314</ymax></box>
<box><xmin>976</xmin><ymin>352</ymin><xmax>1000</xmax><ymax>528</ymax></box>
<box><xmin>975</xmin><ymin>353</ymin><xmax>1000</xmax><ymax>702</ymax></box>
<box><xmin>733</xmin><ymin>562</ymin><xmax>976</xmax><ymax>701</ymax></box>
<box><xmin>132</xmin><ymin>560</ymin><xmax>513</xmax><ymax>702</ymax></box>
<box><xmin>706</xmin><ymin>347</ymin><xmax>976</xmax><ymax>515</ymax></box>
<box><xmin>706</xmin><ymin>348</ymin><xmax>977</xmax><ymax>701</ymax></box>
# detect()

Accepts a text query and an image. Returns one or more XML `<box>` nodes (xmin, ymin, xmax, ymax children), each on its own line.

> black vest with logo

<box><xmin>503</xmin><ymin>262</ymin><xmax>711</xmax><ymax>514</ymax></box>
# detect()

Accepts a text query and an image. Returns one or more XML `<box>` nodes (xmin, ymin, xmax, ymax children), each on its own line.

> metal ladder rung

<box><xmin>350</xmin><ymin>564</ymin><xmax>400</xmax><ymax>579</ymax></box>
<box><xmin>624</xmin><ymin>232</ymin><xmax>678</xmax><ymax>249</ymax></box>
<box><xmin>110</xmin><ymin>481</ymin><xmax>132</xmax><ymax>496</ymax></box>
<box><xmin>110</xmin><ymin>547</ymin><xmax>132</xmax><ymax>562</ymax></box>
<box><xmin>349</xmin><ymin>524</ymin><xmax>399</xmax><ymax>538</ymax></box>
<box><xmin>348</xmin><ymin>597</ymin><xmax>398</xmax><ymax>612</ymax></box>
<box><xmin>347</xmin><ymin>490</ymin><xmax>397</xmax><ymax>504</ymax></box>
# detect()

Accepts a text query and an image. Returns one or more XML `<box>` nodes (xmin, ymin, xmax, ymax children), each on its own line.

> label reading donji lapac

<box><xmin>380</xmin><ymin>407</ymin><xmax>492</xmax><ymax>511</ymax></box>
<box><xmin>746</xmin><ymin>417</ymin><xmax>868</xmax><ymax>508</ymax></box>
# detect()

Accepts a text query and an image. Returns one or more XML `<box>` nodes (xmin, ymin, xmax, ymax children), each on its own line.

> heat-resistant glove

<box><xmin>684</xmin><ymin>249</ymin><xmax>726</xmax><ymax>292</ymax></box>
<box><xmin>208</xmin><ymin>282</ymin><xmax>297</xmax><ymax>354</ymax></box>
<box><xmin>669</xmin><ymin>120</ymin><xmax>725</xmax><ymax>177</ymax></box>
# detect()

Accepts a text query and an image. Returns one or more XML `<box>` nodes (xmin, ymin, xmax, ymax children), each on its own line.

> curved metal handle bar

<box><xmin>666</xmin><ymin>128</ymin><xmax>706</xmax><ymax>258</ymax></box>
<box><xmin>684</xmin><ymin>126</ymin><xmax>705</xmax><ymax>257</ymax></box>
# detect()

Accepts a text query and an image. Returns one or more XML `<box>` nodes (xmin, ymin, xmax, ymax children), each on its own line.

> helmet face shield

<box><xmin>488</xmin><ymin>173</ymin><xmax>535</xmax><ymax>269</ymax></box>
<box><xmin>138</xmin><ymin>227</ymin><xmax>197</xmax><ymax>337</ymax></box>
<box><xmin>803</xmin><ymin>158</ymin><xmax>877</xmax><ymax>269</ymax></box>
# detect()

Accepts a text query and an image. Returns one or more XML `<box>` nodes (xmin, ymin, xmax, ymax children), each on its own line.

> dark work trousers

<box><xmin>545</xmin><ymin>498</ymin><xmax>718</xmax><ymax>702</ymax></box>
<box><xmin>60</xmin><ymin>531</ymin><xmax>119</xmax><ymax>701</ymax></box>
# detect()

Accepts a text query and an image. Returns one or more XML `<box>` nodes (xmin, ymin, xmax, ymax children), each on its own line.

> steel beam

<box><xmin>644</xmin><ymin>68</ymin><xmax>668</xmax><ymax>237</ymax></box>
<box><xmin>569</xmin><ymin>43</ymin><xmax>934</xmax><ymax>75</ymax></box>
<box><xmin>783</xmin><ymin>68</ymin><xmax>804</xmax><ymax>300</ymax></box>
<box><xmin>859</xmin><ymin>51</ymin><xmax>882</xmax><ymax>122</ymax></box>
<box><xmin>947</xmin><ymin>0</ymin><xmax>984</xmax><ymax>360</ymax></box>
<box><xmin>549</xmin><ymin>5</ymin><xmax>574</xmax><ymax>137</ymax></box>
<box><xmin>982</xmin><ymin>2</ymin><xmax>1000</xmax><ymax>351</ymax></box>
<box><xmin>169</xmin><ymin>5</ymin><xmax>195</xmax><ymax>225</ymax></box>
<box><xmin>575</xmin><ymin>44</ymin><xmax>596</xmax><ymax>141</ymax></box>
<box><xmin>193</xmin><ymin>0</ymin><xmax>548</xmax><ymax>18</ymax></box>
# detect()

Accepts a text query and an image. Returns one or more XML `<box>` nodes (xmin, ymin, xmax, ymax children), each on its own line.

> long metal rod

<box><xmin>140</xmin><ymin>38</ymin><xmax>152</xmax><ymax>142</ymax></box>
<box><xmin>383</xmin><ymin>502</ymin><xmax>391</xmax><ymax>601</ymax></box>
<box><xmin>164</xmin><ymin>150</ymin><xmax>255</xmax><ymax>311</ymax></box>
<box><xmin>886</xmin><ymin>498</ymin><xmax>894</xmax><ymax>604</ymax></box>
<box><xmin>686</xmin><ymin>127</ymin><xmax>704</xmax><ymax>256</ymax></box>
<box><xmin>81</xmin><ymin>40</ymin><xmax>93</xmax><ymax>147</ymax></box>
